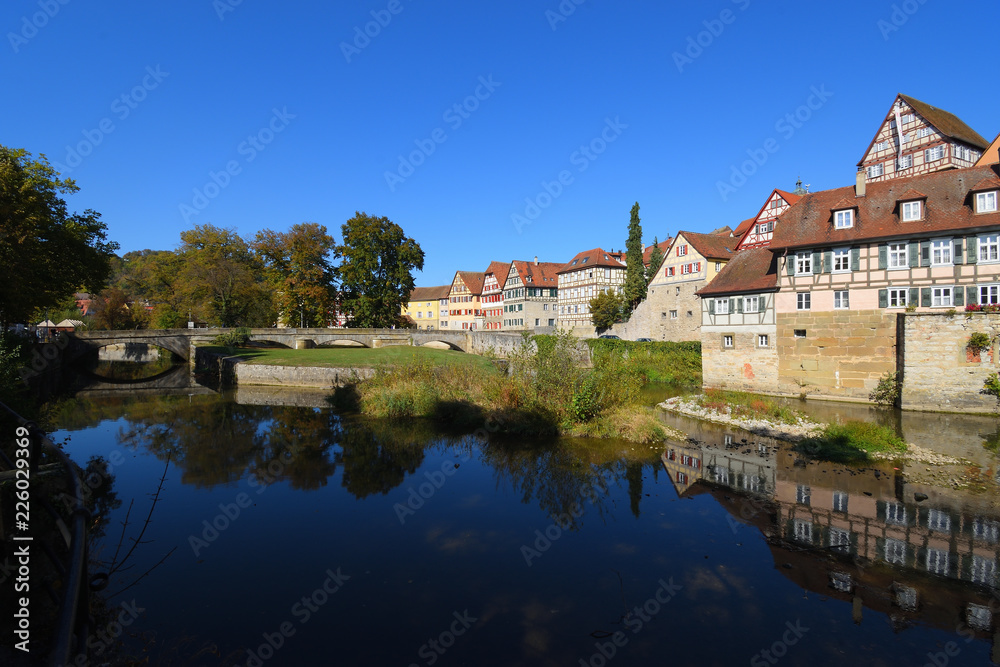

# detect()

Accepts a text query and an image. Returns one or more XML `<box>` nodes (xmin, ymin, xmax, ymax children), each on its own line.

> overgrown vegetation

<box><xmin>212</xmin><ymin>327</ymin><xmax>252</xmax><ymax>349</ymax></box>
<box><xmin>869</xmin><ymin>370</ymin><xmax>901</xmax><ymax>407</ymax></box>
<box><xmin>695</xmin><ymin>388</ymin><xmax>801</xmax><ymax>424</ymax></box>
<box><xmin>796</xmin><ymin>420</ymin><xmax>907</xmax><ymax>463</ymax></box>
<box><xmin>983</xmin><ymin>372</ymin><xmax>1000</xmax><ymax>407</ymax></box>
<box><xmin>583</xmin><ymin>338</ymin><xmax>702</xmax><ymax>385</ymax></box>
<box><xmin>969</xmin><ymin>332</ymin><xmax>992</xmax><ymax>351</ymax></box>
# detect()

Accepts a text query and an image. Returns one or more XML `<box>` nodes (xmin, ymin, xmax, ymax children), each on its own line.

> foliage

<box><xmin>869</xmin><ymin>371</ymin><xmax>901</xmax><ymax>407</ymax></box>
<box><xmin>0</xmin><ymin>330</ymin><xmax>31</xmax><ymax>407</ymax></box>
<box><xmin>969</xmin><ymin>332</ymin><xmax>992</xmax><ymax>351</ymax></box>
<box><xmin>622</xmin><ymin>202</ymin><xmax>646</xmax><ymax>311</ymax></box>
<box><xmin>696</xmin><ymin>388</ymin><xmax>801</xmax><ymax>424</ymax></box>
<box><xmin>254</xmin><ymin>223</ymin><xmax>339</xmax><ymax>327</ymax></box>
<box><xmin>982</xmin><ymin>372</ymin><xmax>1000</xmax><ymax>405</ymax></box>
<box><xmin>337</xmin><ymin>212</ymin><xmax>424</xmax><ymax>328</ymax></box>
<box><xmin>0</xmin><ymin>146</ymin><xmax>118</xmax><ymax>328</ymax></box>
<box><xmin>645</xmin><ymin>236</ymin><xmax>663</xmax><ymax>285</ymax></box>
<box><xmin>589</xmin><ymin>289</ymin><xmax>627</xmax><ymax>330</ymax></box>
<box><xmin>212</xmin><ymin>327</ymin><xmax>252</xmax><ymax>348</ymax></box>
<box><xmin>797</xmin><ymin>421</ymin><xmax>907</xmax><ymax>463</ymax></box>
<box><xmin>965</xmin><ymin>304</ymin><xmax>1000</xmax><ymax>313</ymax></box>
<box><xmin>585</xmin><ymin>338</ymin><xmax>702</xmax><ymax>385</ymax></box>
<box><xmin>90</xmin><ymin>287</ymin><xmax>148</xmax><ymax>330</ymax></box>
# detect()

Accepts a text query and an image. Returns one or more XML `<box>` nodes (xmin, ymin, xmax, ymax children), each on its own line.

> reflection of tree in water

<box><xmin>332</xmin><ymin>418</ymin><xmax>436</xmax><ymax>499</ymax></box>
<box><xmin>248</xmin><ymin>407</ymin><xmax>340</xmax><ymax>491</ymax></box>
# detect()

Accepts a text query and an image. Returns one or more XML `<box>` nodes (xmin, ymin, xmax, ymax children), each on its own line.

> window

<box><xmin>902</xmin><ymin>113</ymin><xmax>915</xmax><ymax>123</ymax></box>
<box><xmin>835</xmin><ymin>209</ymin><xmax>854</xmax><ymax>229</ymax></box>
<box><xmin>888</xmin><ymin>288</ymin><xmax>908</xmax><ymax>308</ymax></box>
<box><xmin>757</xmin><ymin>221</ymin><xmax>774</xmax><ymax>234</ymax></box>
<box><xmin>834</xmin><ymin>290</ymin><xmax>849</xmax><ymax>309</ymax></box>
<box><xmin>794</xmin><ymin>329</ymin><xmax>806</xmax><ymax>338</ymax></box>
<box><xmin>888</xmin><ymin>242</ymin><xmax>908</xmax><ymax>268</ymax></box>
<box><xmin>977</xmin><ymin>191</ymin><xmax>998</xmax><ymax>213</ymax></box>
<box><xmin>886</xmin><ymin>502</ymin><xmax>906</xmax><ymax>525</ymax></box>
<box><xmin>676</xmin><ymin>472</ymin><xmax>687</xmax><ymax>484</ymax></box>
<box><xmin>972</xmin><ymin>557</ymin><xmax>997</xmax><ymax>587</ymax></box>
<box><xmin>796</xmin><ymin>484</ymin><xmax>811</xmax><ymax>505</ymax></box>
<box><xmin>884</xmin><ymin>538</ymin><xmax>907</xmax><ymax>564</ymax></box>
<box><xmin>669</xmin><ymin>310</ymin><xmax>677</xmax><ymax>319</ymax></box>
<box><xmin>534</xmin><ymin>318</ymin><xmax>539</xmax><ymax>326</ymax></box>
<box><xmin>925</xmin><ymin>145</ymin><xmax>944</xmax><ymax>161</ymax></box>
<box><xmin>797</xmin><ymin>292</ymin><xmax>811</xmax><ymax>310</ymax></box>
<box><xmin>867</xmin><ymin>163</ymin><xmax>884</xmax><ymax>178</ymax></box>
<box><xmin>875</xmin><ymin>141</ymin><xmax>888</xmax><ymax>151</ymax></box>
<box><xmin>833</xmin><ymin>491</ymin><xmax>848</xmax><ymax>513</ymax></box>
<box><xmin>927</xmin><ymin>548</ymin><xmax>949</xmax><ymax>575</ymax></box>
<box><xmin>666</xmin><ymin>266</ymin><xmax>675</xmax><ymax>277</ymax></box>
<box><xmin>931</xmin><ymin>239</ymin><xmax>952</xmax><ymax>265</ymax></box>
<box><xmin>793</xmin><ymin>520</ymin><xmax>813</xmax><ymax>544</ymax></box>
<box><xmin>978</xmin><ymin>284</ymin><xmax>998</xmax><ymax>304</ymax></box>
<box><xmin>927</xmin><ymin>509</ymin><xmax>951</xmax><ymax>533</ymax></box>
<box><xmin>896</xmin><ymin>586</ymin><xmax>918</xmax><ymax>610</ymax></box>
<box><xmin>918</xmin><ymin>127</ymin><xmax>933</xmax><ymax>138</ymax></box>
<box><xmin>675</xmin><ymin>286</ymin><xmax>680</xmax><ymax>295</ymax></box>
<box><xmin>723</xmin><ymin>335</ymin><xmax>733</xmax><ymax>348</ymax></box>
<box><xmin>974</xmin><ymin>518</ymin><xmax>1000</xmax><ymax>543</ymax></box>
<box><xmin>677</xmin><ymin>244</ymin><xmax>688</xmax><ymax>256</ymax></box>
<box><xmin>955</xmin><ymin>145</ymin><xmax>973</xmax><ymax>162</ymax></box>
<box><xmin>833</xmin><ymin>248</ymin><xmax>850</xmax><ymax>272</ymax></box>
<box><xmin>901</xmin><ymin>200</ymin><xmax>922</xmax><ymax>221</ymax></box>
<box><xmin>932</xmin><ymin>286</ymin><xmax>953</xmax><ymax>307</ymax></box>
<box><xmin>795</xmin><ymin>253</ymin><xmax>812</xmax><ymax>274</ymax></box>
<box><xmin>757</xmin><ymin>334</ymin><xmax>768</xmax><ymax>348</ymax></box>
<box><xmin>898</xmin><ymin>154</ymin><xmax>913</xmax><ymax>169</ymax></box>
<box><xmin>715</xmin><ymin>299</ymin><xmax>730</xmax><ymax>315</ymax></box>
<box><xmin>980</xmin><ymin>234</ymin><xmax>999</xmax><ymax>262</ymax></box>
<box><xmin>715</xmin><ymin>262</ymin><xmax>721</xmax><ymax>271</ymax></box>
<box><xmin>744</xmin><ymin>296</ymin><xmax>760</xmax><ymax>313</ymax></box>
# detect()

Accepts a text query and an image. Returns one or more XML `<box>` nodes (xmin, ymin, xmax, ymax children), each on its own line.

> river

<box><xmin>41</xmin><ymin>376</ymin><xmax>1000</xmax><ymax>666</ymax></box>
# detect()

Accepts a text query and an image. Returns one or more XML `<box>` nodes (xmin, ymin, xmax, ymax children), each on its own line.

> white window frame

<box><xmin>834</xmin><ymin>290</ymin><xmax>850</xmax><ymax>310</ymax></box>
<box><xmin>930</xmin><ymin>239</ymin><xmax>953</xmax><ymax>266</ymax></box>
<box><xmin>980</xmin><ymin>285</ymin><xmax>1000</xmax><ymax>306</ymax></box>
<box><xmin>832</xmin><ymin>491</ymin><xmax>848</xmax><ymax>513</ymax></box>
<box><xmin>972</xmin><ymin>556</ymin><xmax>996</xmax><ymax>586</ymax></box>
<box><xmin>795</xmin><ymin>252</ymin><xmax>812</xmax><ymax>275</ymax></box>
<box><xmin>723</xmin><ymin>335</ymin><xmax>733</xmax><ymax>349</ymax></box>
<box><xmin>793</xmin><ymin>519</ymin><xmax>813</xmax><ymax>544</ymax></box>
<box><xmin>884</xmin><ymin>538</ymin><xmax>906</xmax><ymax>564</ymax></box>
<box><xmin>867</xmin><ymin>163</ymin><xmax>884</xmax><ymax>178</ymax></box>
<box><xmin>715</xmin><ymin>298</ymin><xmax>729</xmax><ymax>315</ymax></box>
<box><xmin>834</xmin><ymin>209</ymin><xmax>854</xmax><ymax>229</ymax></box>
<box><xmin>757</xmin><ymin>334</ymin><xmax>768</xmax><ymax>348</ymax></box>
<box><xmin>902</xmin><ymin>113</ymin><xmax>915</xmax><ymax>124</ymax></box>
<box><xmin>901</xmin><ymin>200</ymin><xmax>922</xmax><ymax>221</ymax></box>
<box><xmin>875</xmin><ymin>140</ymin><xmax>888</xmax><ymax>151</ymax></box>
<box><xmin>669</xmin><ymin>310</ymin><xmax>678</xmax><ymax>319</ymax></box>
<box><xmin>925</xmin><ymin>145</ymin><xmax>944</xmax><ymax>162</ymax></box>
<box><xmin>980</xmin><ymin>234</ymin><xmax>999</xmax><ymax>262</ymax></box>
<box><xmin>743</xmin><ymin>296</ymin><xmax>760</xmax><ymax>313</ymax></box>
<box><xmin>888</xmin><ymin>288</ymin><xmax>908</xmax><ymax>308</ymax></box>
<box><xmin>927</xmin><ymin>548</ymin><xmax>949</xmax><ymax>575</ymax></box>
<box><xmin>886</xmin><ymin>502</ymin><xmax>906</xmax><ymax>525</ymax></box>
<box><xmin>977</xmin><ymin>191</ymin><xmax>998</xmax><ymax>214</ymax></box>
<box><xmin>833</xmin><ymin>248</ymin><xmax>851</xmax><ymax>273</ymax></box>
<box><xmin>918</xmin><ymin>127</ymin><xmax>933</xmax><ymax>138</ymax></box>
<box><xmin>796</xmin><ymin>292</ymin><xmax>811</xmax><ymax>311</ymax></box>
<box><xmin>677</xmin><ymin>244</ymin><xmax>688</xmax><ymax>256</ymax></box>
<box><xmin>974</xmin><ymin>518</ymin><xmax>1000</xmax><ymax>543</ymax></box>
<box><xmin>927</xmin><ymin>509</ymin><xmax>951</xmax><ymax>533</ymax></box>
<box><xmin>829</xmin><ymin>530</ymin><xmax>851</xmax><ymax>554</ymax></box>
<box><xmin>888</xmin><ymin>242</ymin><xmax>908</xmax><ymax>269</ymax></box>
<box><xmin>898</xmin><ymin>154</ymin><xmax>913</xmax><ymax>169</ymax></box>
<box><xmin>932</xmin><ymin>286</ymin><xmax>953</xmax><ymax>308</ymax></box>
<box><xmin>796</xmin><ymin>484</ymin><xmax>810</xmax><ymax>505</ymax></box>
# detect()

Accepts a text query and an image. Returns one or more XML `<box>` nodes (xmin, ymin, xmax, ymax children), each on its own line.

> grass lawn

<box><xmin>201</xmin><ymin>345</ymin><xmax>499</xmax><ymax>370</ymax></box>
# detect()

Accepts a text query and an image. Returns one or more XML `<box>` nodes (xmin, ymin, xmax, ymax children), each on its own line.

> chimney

<box><xmin>534</xmin><ymin>256</ymin><xmax>538</xmax><ymax>265</ymax></box>
<box><xmin>856</xmin><ymin>169</ymin><xmax>866</xmax><ymax>197</ymax></box>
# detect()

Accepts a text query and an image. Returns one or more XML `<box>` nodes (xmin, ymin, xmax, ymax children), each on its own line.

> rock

<box><xmin>914</xmin><ymin>492</ymin><xmax>928</xmax><ymax>502</ymax></box>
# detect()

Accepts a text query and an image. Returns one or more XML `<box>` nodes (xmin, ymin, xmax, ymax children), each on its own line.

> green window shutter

<box><xmin>909</xmin><ymin>287</ymin><xmax>918</xmax><ymax>306</ymax></box>
<box><xmin>953</xmin><ymin>240</ymin><xmax>964</xmax><ymax>265</ymax></box>
<box><xmin>878</xmin><ymin>244</ymin><xmax>887</xmax><ymax>269</ymax></box>
<box><xmin>954</xmin><ymin>286</ymin><xmax>964</xmax><ymax>306</ymax></box>
<box><xmin>908</xmin><ymin>243</ymin><xmax>918</xmax><ymax>268</ymax></box>
<box><xmin>968</xmin><ymin>285</ymin><xmax>978</xmax><ymax>305</ymax></box>
<box><xmin>878</xmin><ymin>289</ymin><xmax>888</xmax><ymax>308</ymax></box>
<box><xmin>729</xmin><ymin>298</ymin><xmax>735</xmax><ymax>313</ymax></box>
<box><xmin>921</xmin><ymin>240</ymin><xmax>931</xmax><ymax>267</ymax></box>
<box><xmin>851</xmin><ymin>247</ymin><xmax>861</xmax><ymax>271</ymax></box>
<box><xmin>786</xmin><ymin>257</ymin><xmax>795</xmax><ymax>276</ymax></box>
<box><xmin>708</xmin><ymin>300</ymin><xmax>715</xmax><ymax>315</ymax></box>
<box><xmin>812</xmin><ymin>251</ymin><xmax>821</xmax><ymax>274</ymax></box>
<box><xmin>736</xmin><ymin>298</ymin><xmax>743</xmax><ymax>314</ymax></box>
<box><xmin>921</xmin><ymin>287</ymin><xmax>931</xmax><ymax>307</ymax></box>
<box><xmin>823</xmin><ymin>250</ymin><xmax>832</xmax><ymax>274</ymax></box>
<box><xmin>967</xmin><ymin>236</ymin><xmax>978</xmax><ymax>264</ymax></box>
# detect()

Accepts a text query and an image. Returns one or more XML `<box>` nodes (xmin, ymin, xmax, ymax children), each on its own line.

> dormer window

<box><xmin>901</xmin><ymin>200</ymin><xmax>922</xmax><ymax>221</ymax></box>
<box><xmin>977</xmin><ymin>191</ymin><xmax>998</xmax><ymax>214</ymax></box>
<box><xmin>834</xmin><ymin>209</ymin><xmax>854</xmax><ymax>229</ymax></box>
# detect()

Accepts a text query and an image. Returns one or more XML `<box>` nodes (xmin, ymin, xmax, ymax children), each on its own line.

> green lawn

<box><xmin>201</xmin><ymin>345</ymin><xmax>499</xmax><ymax>370</ymax></box>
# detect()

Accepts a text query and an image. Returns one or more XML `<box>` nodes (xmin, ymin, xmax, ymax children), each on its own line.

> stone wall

<box><xmin>236</xmin><ymin>364</ymin><xmax>375</xmax><ymax>388</ymax></box>
<box><xmin>609</xmin><ymin>282</ymin><xmax>702</xmax><ymax>341</ymax></box>
<box><xmin>900</xmin><ymin>312</ymin><xmax>1000</xmax><ymax>413</ymax></box>
<box><xmin>702</xmin><ymin>325</ymin><xmax>779</xmax><ymax>393</ymax></box>
<box><xmin>776</xmin><ymin>309</ymin><xmax>897</xmax><ymax>400</ymax></box>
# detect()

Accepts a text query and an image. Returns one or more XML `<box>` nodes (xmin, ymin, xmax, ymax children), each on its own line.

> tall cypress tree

<box><xmin>623</xmin><ymin>202</ymin><xmax>646</xmax><ymax>312</ymax></box>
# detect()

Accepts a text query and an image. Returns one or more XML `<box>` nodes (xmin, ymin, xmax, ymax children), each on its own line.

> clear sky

<box><xmin>3</xmin><ymin>0</ymin><xmax>998</xmax><ymax>287</ymax></box>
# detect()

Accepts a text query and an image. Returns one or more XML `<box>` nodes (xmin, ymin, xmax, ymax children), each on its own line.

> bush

<box><xmin>869</xmin><ymin>371</ymin><xmax>901</xmax><ymax>407</ymax></box>
<box><xmin>982</xmin><ymin>372</ymin><xmax>1000</xmax><ymax>406</ymax></box>
<box><xmin>213</xmin><ymin>327</ymin><xmax>252</xmax><ymax>348</ymax></box>
<box><xmin>969</xmin><ymin>332</ymin><xmax>992</xmax><ymax>351</ymax></box>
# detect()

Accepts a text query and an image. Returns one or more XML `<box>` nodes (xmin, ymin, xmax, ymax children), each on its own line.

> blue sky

<box><xmin>3</xmin><ymin>0</ymin><xmax>998</xmax><ymax>287</ymax></box>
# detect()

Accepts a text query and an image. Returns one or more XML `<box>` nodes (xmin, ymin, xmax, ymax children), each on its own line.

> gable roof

<box><xmin>455</xmin><ymin>271</ymin><xmax>486</xmax><ymax>295</ymax></box>
<box><xmin>769</xmin><ymin>165</ymin><xmax>1000</xmax><ymax>250</ymax></box>
<box><xmin>408</xmin><ymin>285</ymin><xmax>451</xmax><ymax>302</ymax></box>
<box><xmin>975</xmin><ymin>132</ymin><xmax>1000</xmax><ymax>167</ymax></box>
<box><xmin>678</xmin><ymin>231</ymin><xmax>737</xmax><ymax>260</ymax></box>
<box><xmin>484</xmin><ymin>260</ymin><xmax>512</xmax><ymax>288</ymax></box>
<box><xmin>556</xmin><ymin>248</ymin><xmax>626</xmax><ymax>274</ymax></box>
<box><xmin>511</xmin><ymin>259</ymin><xmax>562</xmax><ymax>286</ymax></box>
<box><xmin>695</xmin><ymin>248</ymin><xmax>778</xmax><ymax>297</ymax></box>
<box><xmin>733</xmin><ymin>217</ymin><xmax>756</xmax><ymax>243</ymax></box>
<box><xmin>642</xmin><ymin>238</ymin><xmax>673</xmax><ymax>267</ymax></box>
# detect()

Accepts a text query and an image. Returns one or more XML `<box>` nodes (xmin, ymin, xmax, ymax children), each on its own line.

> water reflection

<box><xmin>666</xmin><ymin>431</ymin><xmax>1000</xmax><ymax>647</ymax></box>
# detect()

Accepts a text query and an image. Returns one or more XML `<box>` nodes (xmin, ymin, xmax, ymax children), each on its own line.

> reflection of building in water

<box><xmin>663</xmin><ymin>437</ymin><xmax>1000</xmax><ymax>652</ymax></box>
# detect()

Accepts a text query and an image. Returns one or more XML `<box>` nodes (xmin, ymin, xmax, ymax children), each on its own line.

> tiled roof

<box><xmin>512</xmin><ymin>259</ymin><xmax>562</xmax><ymax>286</ymax></box>
<box><xmin>775</xmin><ymin>189</ymin><xmax>802</xmax><ymax>204</ymax></box>
<box><xmin>484</xmin><ymin>260</ymin><xmax>511</xmax><ymax>288</ymax></box>
<box><xmin>408</xmin><ymin>285</ymin><xmax>451</xmax><ymax>301</ymax></box>
<box><xmin>769</xmin><ymin>166</ymin><xmax>1000</xmax><ymax>250</ymax></box>
<box><xmin>733</xmin><ymin>217</ymin><xmax>756</xmax><ymax>242</ymax></box>
<box><xmin>695</xmin><ymin>248</ymin><xmax>778</xmax><ymax>297</ymax></box>
<box><xmin>975</xmin><ymin>132</ymin><xmax>1000</xmax><ymax>167</ymax></box>
<box><xmin>642</xmin><ymin>238</ymin><xmax>673</xmax><ymax>267</ymax></box>
<box><xmin>710</xmin><ymin>225</ymin><xmax>733</xmax><ymax>236</ymax></box>
<box><xmin>680</xmin><ymin>231</ymin><xmax>737</xmax><ymax>260</ymax></box>
<box><xmin>899</xmin><ymin>94</ymin><xmax>989</xmax><ymax>150</ymax></box>
<box><xmin>456</xmin><ymin>271</ymin><xmax>486</xmax><ymax>295</ymax></box>
<box><xmin>556</xmin><ymin>248</ymin><xmax>626</xmax><ymax>274</ymax></box>
<box><xmin>897</xmin><ymin>188</ymin><xmax>926</xmax><ymax>201</ymax></box>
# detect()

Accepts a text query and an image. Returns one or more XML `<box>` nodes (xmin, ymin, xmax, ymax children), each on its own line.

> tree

<box><xmin>254</xmin><ymin>223</ymin><xmax>338</xmax><ymax>327</ymax></box>
<box><xmin>337</xmin><ymin>212</ymin><xmax>424</xmax><ymax>328</ymax></box>
<box><xmin>589</xmin><ymin>289</ymin><xmax>625</xmax><ymax>331</ymax></box>
<box><xmin>0</xmin><ymin>146</ymin><xmax>118</xmax><ymax>328</ymax></box>
<box><xmin>90</xmin><ymin>287</ymin><xmax>147</xmax><ymax>330</ymax></box>
<box><xmin>645</xmin><ymin>236</ymin><xmax>664</xmax><ymax>285</ymax></box>
<box><xmin>177</xmin><ymin>225</ymin><xmax>274</xmax><ymax>327</ymax></box>
<box><xmin>623</xmin><ymin>202</ymin><xmax>646</xmax><ymax>312</ymax></box>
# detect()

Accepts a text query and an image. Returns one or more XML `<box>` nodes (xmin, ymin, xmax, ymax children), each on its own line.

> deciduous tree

<box><xmin>254</xmin><ymin>223</ymin><xmax>338</xmax><ymax>327</ymax></box>
<box><xmin>589</xmin><ymin>289</ymin><xmax>625</xmax><ymax>331</ymax></box>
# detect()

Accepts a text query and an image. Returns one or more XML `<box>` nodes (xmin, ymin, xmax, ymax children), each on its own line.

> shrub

<box><xmin>213</xmin><ymin>327</ymin><xmax>252</xmax><ymax>348</ymax></box>
<box><xmin>869</xmin><ymin>371</ymin><xmax>901</xmax><ymax>407</ymax></box>
<box><xmin>982</xmin><ymin>372</ymin><xmax>1000</xmax><ymax>406</ymax></box>
<box><xmin>969</xmin><ymin>332</ymin><xmax>992</xmax><ymax>352</ymax></box>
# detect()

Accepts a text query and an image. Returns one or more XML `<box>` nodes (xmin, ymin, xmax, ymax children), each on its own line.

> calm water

<box><xmin>46</xmin><ymin>385</ymin><xmax>1000</xmax><ymax>666</ymax></box>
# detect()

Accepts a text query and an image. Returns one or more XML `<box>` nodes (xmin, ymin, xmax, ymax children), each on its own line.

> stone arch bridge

<box><xmin>68</xmin><ymin>328</ymin><xmax>526</xmax><ymax>361</ymax></box>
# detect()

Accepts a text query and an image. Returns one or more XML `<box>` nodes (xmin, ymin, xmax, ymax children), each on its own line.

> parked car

<box><xmin>598</xmin><ymin>334</ymin><xmax>620</xmax><ymax>339</ymax></box>
<box><xmin>635</xmin><ymin>337</ymin><xmax>653</xmax><ymax>342</ymax></box>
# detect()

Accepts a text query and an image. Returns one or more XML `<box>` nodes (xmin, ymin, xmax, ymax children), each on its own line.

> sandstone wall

<box><xmin>702</xmin><ymin>325</ymin><xmax>779</xmax><ymax>393</ymax></box>
<box><xmin>609</xmin><ymin>282</ymin><xmax>702</xmax><ymax>341</ymax></box>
